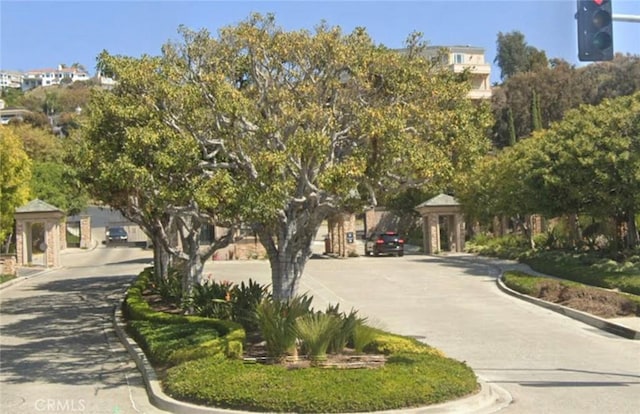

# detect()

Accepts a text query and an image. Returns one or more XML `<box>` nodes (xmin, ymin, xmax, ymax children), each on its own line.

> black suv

<box><xmin>107</xmin><ymin>226</ymin><xmax>128</xmax><ymax>243</ymax></box>
<box><xmin>365</xmin><ymin>231</ymin><xmax>404</xmax><ymax>257</ymax></box>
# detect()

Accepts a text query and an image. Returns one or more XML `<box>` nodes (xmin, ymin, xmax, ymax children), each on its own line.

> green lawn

<box><xmin>0</xmin><ymin>274</ymin><xmax>16</xmax><ymax>284</ymax></box>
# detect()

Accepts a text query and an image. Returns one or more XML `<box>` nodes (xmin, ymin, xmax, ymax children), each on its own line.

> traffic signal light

<box><xmin>577</xmin><ymin>0</ymin><xmax>614</xmax><ymax>61</ymax></box>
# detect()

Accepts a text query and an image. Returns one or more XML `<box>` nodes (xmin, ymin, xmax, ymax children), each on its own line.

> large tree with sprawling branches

<box><xmin>87</xmin><ymin>14</ymin><xmax>492</xmax><ymax>299</ymax></box>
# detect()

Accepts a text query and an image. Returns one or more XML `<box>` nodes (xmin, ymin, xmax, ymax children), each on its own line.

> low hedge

<box><xmin>164</xmin><ymin>351</ymin><xmax>478</xmax><ymax>413</ymax></box>
<box><xmin>364</xmin><ymin>329</ymin><xmax>445</xmax><ymax>357</ymax></box>
<box><xmin>125</xmin><ymin>269</ymin><xmax>478</xmax><ymax>412</ymax></box>
<box><xmin>503</xmin><ymin>271</ymin><xmax>640</xmax><ymax>316</ymax></box>
<box><xmin>123</xmin><ymin>268</ymin><xmax>245</xmax><ymax>363</ymax></box>
<box><xmin>523</xmin><ymin>252</ymin><xmax>640</xmax><ymax>296</ymax></box>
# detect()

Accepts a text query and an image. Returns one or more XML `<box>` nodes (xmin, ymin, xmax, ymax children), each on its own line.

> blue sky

<box><xmin>1</xmin><ymin>0</ymin><xmax>639</xmax><ymax>84</ymax></box>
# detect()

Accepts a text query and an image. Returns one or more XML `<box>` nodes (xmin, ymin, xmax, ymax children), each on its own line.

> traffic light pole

<box><xmin>612</xmin><ymin>14</ymin><xmax>640</xmax><ymax>23</ymax></box>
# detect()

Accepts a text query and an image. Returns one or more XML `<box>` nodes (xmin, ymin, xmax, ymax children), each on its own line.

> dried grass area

<box><xmin>535</xmin><ymin>281</ymin><xmax>637</xmax><ymax>318</ymax></box>
<box><xmin>243</xmin><ymin>338</ymin><xmax>386</xmax><ymax>369</ymax></box>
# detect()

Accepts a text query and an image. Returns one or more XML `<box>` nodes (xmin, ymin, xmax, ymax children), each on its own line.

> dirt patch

<box><xmin>534</xmin><ymin>280</ymin><xmax>637</xmax><ymax>318</ymax></box>
<box><xmin>242</xmin><ymin>336</ymin><xmax>386</xmax><ymax>369</ymax></box>
<box><xmin>143</xmin><ymin>291</ymin><xmax>184</xmax><ymax>314</ymax></box>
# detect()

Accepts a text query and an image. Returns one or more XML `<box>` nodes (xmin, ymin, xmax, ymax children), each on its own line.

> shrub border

<box><xmin>496</xmin><ymin>273</ymin><xmax>640</xmax><ymax>340</ymax></box>
<box><xmin>114</xmin><ymin>300</ymin><xmax>511</xmax><ymax>414</ymax></box>
<box><xmin>113</xmin><ymin>271</ymin><xmax>512</xmax><ymax>413</ymax></box>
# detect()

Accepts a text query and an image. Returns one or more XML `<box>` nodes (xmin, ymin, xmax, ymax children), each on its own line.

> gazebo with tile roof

<box><xmin>415</xmin><ymin>194</ymin><xmax>465</xmax><ymax>254</ymax></box>
<box><xmin>15</xmin><ymin>199</ymin><xmax>65</xmax><ymax>268</ymax></box>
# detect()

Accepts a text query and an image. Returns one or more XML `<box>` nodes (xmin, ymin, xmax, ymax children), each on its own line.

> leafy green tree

<box><xmin>494</xmin><ymin>31</ymin><xmax>548</xmax><ymax>80</ymax></box>
<box><xmin>507</xmin><ymin>108</ymin><xmax>516</xmax><ymax>146</ymax></box>
<box><xmin>539</xmin><ymin>93</ymin><xmax>640</xmax><ymax>248</ymax></box>
<box><xmin>77</xmin><ymin>61</ymin><xmax>239</xmax><ymax>293</ymax></box>
<box><xmin>152</xmin><ymin>15</ymin><xmax>491</xmax><ymax>299</ymax></box>
<box><xmin>88</xmin><ymin>15</ymin><xmax>491</xmax><ymax>299</ymax></box>
<box><xmin>9</xmin><ymin>123</ymin><xmax>64</xmax><ymax>162</ymax></box>
<box><xmin>530</xmin><ymin>90</ymin><xmax>542</xmax><ymax>131</ymax></box>
<box><xmin>492</xmin><ymin>55</ymin><xmax>640</xmax><ymax>148</ymax></box>
<box><xmin>5</xmin><ymin>123</ymin><xmax>88</xmax><ymax>215</ymax></box>
<box><xmin>30</xmin><ymin>161</ymin><xmax>88</xmax><ymax>215</ymax></box>
<box><xmin>464</xmin><ymin>92</ymin><xmax>640</xmax><ymax>250</ymax></box>
<box><xmin>0</xmin><ymin>128</ymin><xmax>32</xmax><ymax>251</ymax></box>
<box><xmin>1</xmin><ymin>87</ymin><xmax>24</xmax><ymax>107</ymax></box>
<box><xmin>579</xmin><ymin>54</ymin><xmax>640</xmax><ymax>105</ymax></box>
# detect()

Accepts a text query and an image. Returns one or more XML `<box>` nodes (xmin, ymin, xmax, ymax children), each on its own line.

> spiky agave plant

<box><xmin>352</xmin><ymin>319</ymin><xmax>378</xmax><ymax>354</ymax></box>
<box><xmin>325</xmin><ymin>304</ymin><xmax>360</xmax><ymax>354</ymax></box>
<box><xmin>295</xmin><ymin>312</ymin><xmax>342</xmax><ymax>365</ymax></box>
<box><xmin>256</xmin><ymin>294</ymin><xmax>312</xmax><ymax>362</ymax></box>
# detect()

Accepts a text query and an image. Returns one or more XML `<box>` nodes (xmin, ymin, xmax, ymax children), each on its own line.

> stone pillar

<box><xmin>343</xmin><ymin>214</ymin><xmax>357</xmax><ymax>257</ymax></box>
<box><xmin>426</xmin><ymin>214</ymin><xmax>440</xmax><ymax>254</ymax></box>
<box><xmin>422</xmin><ymin>219</ymin><xmax>429</xmax><ymax>255</ymax></box>
<box><xmin>0</xmin><ymin>255</ymin><xmax>17</xmax><ymax>276</ymax></box>
<box><xmin>44</xmin><ymin>220</ymin><xmax>60</xmax><ymax>268</ymax></box>
<box><xmin>59</xmin><ymin>220</ymin><xmax>67</xmax><ymax>250</ymax></box>
<box><xmin>80</xmin><ymin>215</ymin><xmax>91</xmax><ymax>249</ymax></box>
<box><xmin>453</xmin><ymin>214</ymin><xmax>465</xmax><ymax>252</ymax></box>
<box><xmin>16</xmin><ymin>221</ymin><xmax>25</xmax><ymax>266</ymax></box>
<box><xmin>328</xmin><ymin>213</ymin><xmax>357</xmax><ymax>257</ymax></box>
<box><xmin>15</xmin><ymin>221</ymin><xmax>33</xmax><ymax>266</ymax></box>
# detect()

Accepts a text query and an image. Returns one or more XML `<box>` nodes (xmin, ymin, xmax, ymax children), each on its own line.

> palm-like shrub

<box><xmin>154</xmin><ymin>267</ymin><xmax>183</xmax><ymax>305</ymax></box>
<box><xmin>295</xmin><ymin>312</ymin><xmax>342</xmax><ymax>365</ymax></box>
<box><xmin>256</xmin><ymin>294</ymin><xmax>312</xmax><ymax>361</ymax></box>
<box><xmin>231</xmin><ymin>279</ymin><xmax>271</xmax><ymax>332</ymax></box>
<box><xmin>352</xmin><ymin>320</ymin><xmax>377</xmax><ymax>354</ymax></box>
<box><xmin>325</xmin><ymin>304</ymin><xmax>359</xmax><ymax>354</ymax></box>
<box><xmin>189</xmin><ymin>279</ymin><xmax>233</xmax><ymax>319</ymax></box>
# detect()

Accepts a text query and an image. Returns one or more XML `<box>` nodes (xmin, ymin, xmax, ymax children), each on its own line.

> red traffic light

<box><xmin>577</xmin><ymin>0</ymin><xmax>614</xmax><ymax>61</ymax></box>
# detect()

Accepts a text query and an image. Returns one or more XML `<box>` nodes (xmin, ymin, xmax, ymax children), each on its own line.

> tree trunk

<box><xmin>257</xmin><ymin>202</ymin><xmax>329</xmax><ymax>301</ymax></box>
<box><xmin>626</xmin><ymin>210</ymin><xmax>638</xmax><ymax>249</ymax></box>
<box><xmin>269</xmin><ymin>250</ymin><xmax>307</xmax><ymax>301</ymax></box>
<box><xmin>3</xmin><ymin>230</ymin><xmax>13</xmax><ymax>254</ymax></box>
<box><xmin>568</xmin><ymin>213</ymin><xmax>581</xmax><ymax>248</ymax></box>
<box><xmin>151</xmin><ymin>235</ymin><xmax>171</xmax><ymax>282</ymax></box>
<box><xmin>178</xmin><ymin>217</ymin><xmax>204</xmax><ymax>302</ymax></box>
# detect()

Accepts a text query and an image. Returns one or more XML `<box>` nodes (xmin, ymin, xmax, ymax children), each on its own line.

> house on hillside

<box><xmin>397</xmin><ymin>45</ymin><xmax>492</xmax><ymax>100</ymax></box>
<box><xmin>1</xmin><ymin>70</ymin><xmax>23</xmax><ymax>89</ymax></box>
<box><xmin>21</xmin><ymin>65</ymin><xmax>90</xmax><ymax>91</ymax></box>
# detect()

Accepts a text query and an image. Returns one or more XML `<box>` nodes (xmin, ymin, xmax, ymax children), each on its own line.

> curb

<box><xmin>496</xmin><ymin>274</ymin><xmax>640</xmax><ymax>340</ymax></box>
<box><xmin>0</xmin><ymin>240</ymin><xmax>100</xmax><ymax>291</ymax></box>
<box><xmin>0</xmin><ymin>267</ymin><xmax>55</xmax><ymax>291</ymax></box>
<box><xmin>112</xmin><ymin>300</ymin><xmax>512</xmax><ymax>414</ymax></box>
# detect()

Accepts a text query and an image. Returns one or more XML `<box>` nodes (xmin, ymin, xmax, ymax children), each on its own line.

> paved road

<box><xmin>208</xmin><ymin>254</ymin><xmax>640</xmax><ymax>414</ymax></box>
<box><xmin>0</xmin><ymin>245</ymin><xmax>164</xmax><ymax>414</ymax></box>
<box><xmin>2</xmin><ymin>247</ymin><xmax>639</xmax><ymax>414</ymax></box>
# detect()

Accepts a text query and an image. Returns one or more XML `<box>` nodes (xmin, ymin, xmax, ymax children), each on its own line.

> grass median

<box><xmin>123</xmin><ymin>269</ymin><xmax>479</xmax><ymax>413</ymax></box>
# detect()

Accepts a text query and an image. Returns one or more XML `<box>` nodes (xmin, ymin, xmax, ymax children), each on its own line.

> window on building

<box><xmin>454</xmin><ymin>54</ymin><xmax>464</xmax><ymax>64</ymax></box>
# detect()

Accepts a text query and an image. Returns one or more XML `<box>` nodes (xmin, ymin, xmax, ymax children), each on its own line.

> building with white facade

<box><xmin>397</xmin><ymin>45</ymin><xmax>492</xmax><ymax>100</ymax></box>
<box><xmin>423</xmin><ymin>45</ymin><xmax>492</xmax><ymax>100</ymax></box>
<box><xmin>21</xmin><ymin>65</ymin><xmax>90</xmax><ymax>91</ymax></box>
<box><xmin>0</xmin><ymin>71</ymin><xmax>23</xmax><ymax>89</ymax></box>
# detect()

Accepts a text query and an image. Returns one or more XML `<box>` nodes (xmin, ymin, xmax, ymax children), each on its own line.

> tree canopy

<box><xmin>494</xmin><ymin>31</ymin><xmax>548</xmax><ymax>80</ymax></box>
<box><xmin>459</xmin><ymin>92</ymin><xmax>640</xmax><ymax>249</ymax></box>
<box><xmin>83</xmin><ymin>14</ymin><xmax>492</xmax><ymax>299</ymax></box>
<box><xmin>0</xmin><ymin>127</ymin><xmax>32</xmax><ymax>249</ymax></box>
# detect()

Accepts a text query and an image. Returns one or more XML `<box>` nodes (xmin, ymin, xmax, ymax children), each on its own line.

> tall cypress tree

<box><xmin>531</xmin><ymin>90</ymin><xmax>542</xmax><ymax>131</ymax></box>
<box><xmin>508</xmin><ymin>107</ymin><xmax>517</xmax><ymax>146</ymax></box>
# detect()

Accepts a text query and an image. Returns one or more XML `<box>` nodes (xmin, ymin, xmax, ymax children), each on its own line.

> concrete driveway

<box><xmin>0</xmin><ymin>245</ymin><xmax>164</xmax><ymax>414</ymax></box>
<box><xmin>207</xmin><ymin>254</ymin><xmax>640</xmax><ymax>414</ymax></box>
<box><xmin>2</xmin><ymin>246</ymin><xmax>639</xmax><ymax>414</ymax></box>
